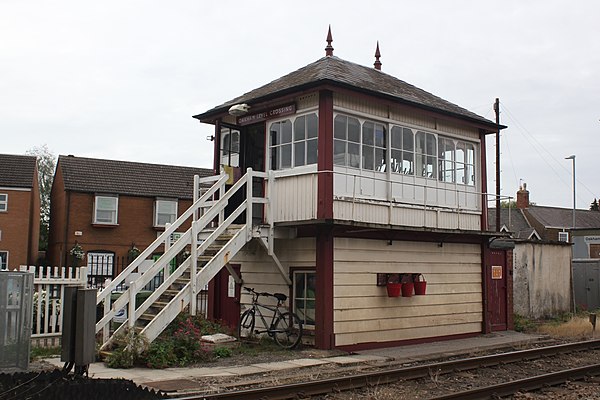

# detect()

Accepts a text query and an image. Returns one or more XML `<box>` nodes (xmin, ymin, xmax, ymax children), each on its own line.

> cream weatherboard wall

<box><xmin>333</xmin><ymin>238</ymin><xmax>482</xmax><ymax>347</ymax></box>
<box><xmin>234</xmin><ymin>238</ymin><xmax>316</xmax><ymax>329</ymax></box>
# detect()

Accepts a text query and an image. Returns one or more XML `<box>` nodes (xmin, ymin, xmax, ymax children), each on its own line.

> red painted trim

<box><xmin>213</xmin><ymin>120</ymin><xmax>221</xmax><ymax>174</ymax></box>
<box><xmin>315</xmin><ymin>225</ymin><xmax>334</xmax><ymax>349</ymax></box>
<box><xmin>317</xmin><ymin>90</ymin><xmax>334</xmax><ymax>220</ymax></box>
<box><xmin>480</xmin><ymin>132</ymin><xmax>488</xmax><ymax>231</ymax></box>
<box><xmin>337</xmin><ymin>332</ymin><xmax>479</xmax><ymax>352</ymax></box>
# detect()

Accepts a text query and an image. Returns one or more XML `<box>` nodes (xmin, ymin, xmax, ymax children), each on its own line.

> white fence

<box><xmin>19</xmin><ymin>266</ymin><xmax>88</xmax><ymax>347</ymax></box>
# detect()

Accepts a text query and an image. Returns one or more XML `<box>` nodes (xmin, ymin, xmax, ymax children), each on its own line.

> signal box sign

<box><xmin>491</xmin><ymin>265</ymin><xmax>503</xmax><ymax>280</ymax></box>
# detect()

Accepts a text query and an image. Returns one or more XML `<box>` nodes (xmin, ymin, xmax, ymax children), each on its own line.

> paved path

<box><xmin>44</xmin><ymin>331</ymin><xmax>543</xmax><ymax>389</ymax></box>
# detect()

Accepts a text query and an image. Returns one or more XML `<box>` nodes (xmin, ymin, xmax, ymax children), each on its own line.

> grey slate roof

<box><xmin>195</xmin><ymin>56</ymin><xmax>497</xmax><ymax>129</ymax></box>
<box><xmin>0</xmin><ymin>153</ymin><xmax>37</xmax><ymax>188</ymax></box>
<box><xmin>526</xmin><ymin>205</ymin><xmax>600</xmax><ymax>230</ymax></box>
<box><xmin>58</xmin><ymin>155</ymin><xmax>213</xmax><ymax>200</ymax></box>
<box><xmin>488</xmin><ymin>208</ymin><xmax>539</xmax><ymax>240</ymax></box>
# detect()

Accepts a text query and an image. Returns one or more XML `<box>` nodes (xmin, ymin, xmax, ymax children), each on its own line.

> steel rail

<box><xmin>429</xmin><ymin>363</ymin><xmax>600</xmax><ymax>400</ymax></box>
<box><xmin>174</xmin><ymin>339</ymin><xmax>600</xmax><ymax>400</ymax></box>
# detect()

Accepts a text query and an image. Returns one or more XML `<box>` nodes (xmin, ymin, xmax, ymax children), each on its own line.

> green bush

<box><xmin>105</xmin><ymin>328</ymin><xmax>148</xmax><ymax>369</ymax></box>
<box><xmin>213</xmin><ymin>346</ymin><xmax>232</xmax><ymax>359</ymax></box>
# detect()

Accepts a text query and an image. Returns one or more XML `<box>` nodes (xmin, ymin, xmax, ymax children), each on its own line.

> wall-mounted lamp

<box><xmin>228</xmin><ymin>103</ymin><xmax>250</xmax><ymax>116</ymax></box>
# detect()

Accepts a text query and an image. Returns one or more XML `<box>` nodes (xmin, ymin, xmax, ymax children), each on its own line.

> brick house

<box><xmin>0</xmin><ymin>153</ymin><xmax>40</xmax><ymax>269</ymax></box>
<box><xmin>47</xmin><ymin>155</ymin><xmax>212</xmax><ymax>284</ymax></box>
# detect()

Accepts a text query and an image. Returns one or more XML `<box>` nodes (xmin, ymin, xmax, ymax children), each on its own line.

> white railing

<box><xmin>18</xmin><ymin>265</ymin><xmax>88</xmax><ymax>347</ymax></box>
<box><xmin>96</xmin><ymin>168</ymin><xmax>269</xmax><ymax>349</ymax></box>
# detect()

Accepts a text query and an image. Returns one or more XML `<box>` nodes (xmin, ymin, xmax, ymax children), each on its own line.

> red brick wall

<box><xmin>47</xmin><ymin>166</ymin><xmax>67</xmax><ymax>266</ymax></box>
<box><xmin>0</xmin><ymin>188</ymin><xmax>37</xmax><ymax>268</ymax></box>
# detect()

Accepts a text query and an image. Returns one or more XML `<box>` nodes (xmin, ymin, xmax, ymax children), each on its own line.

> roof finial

<box><xmin>325</xmin><ymin>25</ymin><xmax>334</xmax><ymax>57</ymax></box>
<box><xmin>374</xmin><ymin>41</ymin><xmax>382</xmax><ymax>70</ymax></box>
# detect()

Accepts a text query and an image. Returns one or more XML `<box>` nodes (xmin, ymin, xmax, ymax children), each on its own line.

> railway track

<box><xmin>174</xmin><ymin>339</ymin><xmax>600</xmax><ymax>400</ymax></box>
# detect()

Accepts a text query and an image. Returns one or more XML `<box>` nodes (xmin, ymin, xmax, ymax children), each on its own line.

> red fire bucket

<box><xmin>386</xmin><ymin>283</ymin><xmax>402</xmax><ymax>297</ymax></box>
<box><xmin>401</xmin><ymin>282</ymin><xmax>414</xmax><ymax>297</ymax></box>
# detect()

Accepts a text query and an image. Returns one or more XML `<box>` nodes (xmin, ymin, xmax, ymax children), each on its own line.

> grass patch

<box><xmin>537</xmin><ymin>315</ymin><xmax>596</xmax><ymax>339</ymax></box>
<box><xmin>30</xmin><ymin>346</ymin><xmax>61</xmax><ymax>361</ymax></box>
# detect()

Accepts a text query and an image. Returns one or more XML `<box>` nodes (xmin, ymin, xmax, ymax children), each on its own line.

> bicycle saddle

<box><xmin>274</xmin><ymin>293</ymin><xmax>287</xmax><ymax>302</ymax></box>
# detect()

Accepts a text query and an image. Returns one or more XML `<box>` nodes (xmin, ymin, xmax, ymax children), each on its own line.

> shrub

<box><xmin>105</xmin><ymin>328</ymin><xmax>148</xmax><ymax>369</ymax></box>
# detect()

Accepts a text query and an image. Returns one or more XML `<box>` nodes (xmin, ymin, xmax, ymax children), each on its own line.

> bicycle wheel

<box><xmin>238</xmin><ymin>308</ymin><xmax>255</xmax><ymax>340</ymax></box>
<box><xmin>273</xmin><ymin>312</ymin><xmax>303</xmax><ymax>349</ymax></box>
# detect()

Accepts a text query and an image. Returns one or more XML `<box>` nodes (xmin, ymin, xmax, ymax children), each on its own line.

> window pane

<box><xmin>307</xmin><ymin>139</ymin><xmax>318</xmax><ymax>165</ymax></box>
<box><xmin>363</xmin><ymin>144</ymin><xmax>374</xmax><ymax>170</ymax></box>
<box><xmin>306</xmin><ymin>113</ymin><xmax>318</xmax><ymax>139</ymax></box>
<box><xmin>334</xmin><ymin>140</ymin><xmax>346</xmax><ymax>166</ymax></box>
<box><xmin>294</xmin><ymin>142</ymin><xmax>305</xmax><ymax>167</ymax></box>
<box><xmin>281</xmin><ymin>144</ymin><xmax>292</xmax><ymax>168</ymax></box>
<box><xmin>270</xmin><ymin>123</ymin><xmax>280</xmax><ymax>146</ymax></box>
<box><xmin>348</xmin><ymin>117</ymin><xmax>360</xmax><ymax>143</ymax></box>
<box><xmin>294</xmin><ymin>116</ymin><xmax>305</xmax><ymax>141</ymax></box>
<box><xmin>348</xmin><ymin>142</ymin><xmax>360</xmax><ymax>168</ymax></box>
<box><xmin>456</xmin><ymin>162</ymin><xmax>465</xmax><ymax>184</ymax></box>
<box><xmin>402</xmin><ymin>151</ymin><xmax>414</xmax><ymax>175</ymax></box>
<box><xmin>281</xmin><ymin>120</ymin><xmax>292</xmax><ymax>144</ymax></box>
<box><xmin>96</xmin><ymin>210</ymin><xmax>115</xmax><ymax>223</ymax></box>
<box><xmin>391</xmin><ymin>126</ymin><xmax>402</xmax><ymax>149</ymax></box>
<box><xmin>427</xmin><ymin>156</ymin><xmax>437</xmax><ymax>179</ymax></box>
<box><xmin>456</xmin><ymin>142</ymin><xmax>465</xmax><ymax>164</ymax></box>
<box><xmin>426</xmin><ymin>133</ymin><xmax>437</xmax><ymax>156</ymax></box>
<box><xmin>294</xmin><ymin>271</ymin><xmax>315</xmax><ymax>326</ymax></box>
<box><xmin>391</xmin><ymin>149</ymin><xmax>401</xmax><ymax>173</ymax></box>
<box><xmin>334</xmin><ymin>115</ymin><xmax>347</xmax><ymax>140</ymax></box>
<box><xmin>271</xmin><ymin>147</ymin><xmax>278</xmax><ymax>170</ymax></box>
<box><xmin>403</xmin><ymin>128</ymin><xmax>414</xmax><ymax>151</ymax></box>
<box><xmin>362</xmin><ymin>122</ymin><xmax>374</xmax><ymax>146</ymax></box>
<box><xmin>375</xmin><ymin>148</ymin><xmax>386</xmax><ymax>172</ymax></box>
<box><xmin>97</xmin><ymin>197</ymin><xmax>116</xmax><ymax>210</ymax></box>
<box><xmin>375</xmin><ymin>124</ymin><xmax>386</xmax><ymax>147</ymax></box>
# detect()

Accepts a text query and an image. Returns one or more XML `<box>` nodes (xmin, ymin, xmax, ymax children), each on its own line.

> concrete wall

<box><xmin>512</xmin><ymin>242</ymin><xmax>572</xmax><ymax>318</ymax></box>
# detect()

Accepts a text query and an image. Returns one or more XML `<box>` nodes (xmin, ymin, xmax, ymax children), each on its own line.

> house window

<box><xmin>155</xmin><ymin>199</ymin><xmax>178</xmax><ymax>227</ymax></box>
<box><xmin>94</xmin><ymin>195</ymin><xmax>118</xmax><ymax>224</ymax></box>
<box><xmin>0</xmin><ymin>194</ymin><xmax>7</xmax><ymax>212</ymax></box>
<box><xmin>558</xmin><ymin>232</ymin><xmax>569</xmax><ymax>242</ymax></box>
<box><xmin>270</xmin><ymin>113</ymin><xmax>318</xmax><ymax>170</ymax></box>
<box><xmin>0</xmin><ymin>251</ymin><xmax>7</xmax><ymax>270</ymax></box>
<box><xmin>293</xmin><ymin>270</ymin><xmax>316</xmax><ymax>328</ymax></box>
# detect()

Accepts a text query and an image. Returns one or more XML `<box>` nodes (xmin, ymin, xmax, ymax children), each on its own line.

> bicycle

<box><xmin>238</xmin><ymin>286</ymin><xmax>303</xmax><ymax>349</ymax></box>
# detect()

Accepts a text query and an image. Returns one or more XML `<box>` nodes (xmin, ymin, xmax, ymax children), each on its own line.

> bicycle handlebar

<box><xmin>243</xmin><ymin>286</ymin><xmax>287</xmax><ymax>302</ymax></box>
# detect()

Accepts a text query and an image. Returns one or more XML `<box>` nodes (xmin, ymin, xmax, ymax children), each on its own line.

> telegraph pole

<box><xmin>494</xmin><ymin>98</ymin><xmax>501</xmax><ymax>232</ymax></box>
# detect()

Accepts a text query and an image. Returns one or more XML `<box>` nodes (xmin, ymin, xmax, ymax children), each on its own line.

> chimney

<box><xmin>516</xmin><ymin>183</ymin><xmax>530</xmax><ymax>209</ymax></box>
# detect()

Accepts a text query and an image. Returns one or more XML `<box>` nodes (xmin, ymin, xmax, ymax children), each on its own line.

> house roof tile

<box><xmin>58</xmin><ymin>155</ymin><xmax>213</xmax><ymax>200</ymax></box>
<box><xmin>0</xmin><ymin>153</ymin><xmax>37</xmax><ymax>189</ymax></box>
<box><xmin>488</xmin><ymin>208</ymin><xmax>537</xmax><ymax>239</ymax></box>
<box><xmin>526</xmin><ymin>205</ymin><xmax>600</xmax><ymax>229</ymax></box>
<box><xmin>194</xmin><ymin>56</ymin><xmax>497</xmax><ymax>129</ymax></box>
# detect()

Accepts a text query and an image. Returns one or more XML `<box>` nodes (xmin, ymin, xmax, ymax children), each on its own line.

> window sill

<box><xmin>92</xmin><ymin>223</ymin><xmax>119</xmax><ymax>228</ymax></box>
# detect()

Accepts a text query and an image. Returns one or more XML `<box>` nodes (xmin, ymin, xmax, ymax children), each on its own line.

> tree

<box><xmin>591</xmin><ymin>198</ymin><xmax>599</xmax><ymax>211</ymax></box>
<box><xmin>26</xmin><ymin>145</ymin><xmax>56</xmax><ymax>253</ymax></box>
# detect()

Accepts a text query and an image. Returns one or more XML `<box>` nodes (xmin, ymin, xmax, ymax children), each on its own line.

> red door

<box><xmin>486</xmin><ymin>250</ymin><xmax>508</xmax><ymax>331</ymax></box>
<box><xmin>210</xmin><ymin>265</ymin><xmax>241</xmax><ymax>330</ymax></box>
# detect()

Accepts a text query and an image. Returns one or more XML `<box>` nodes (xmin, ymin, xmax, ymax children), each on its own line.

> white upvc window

<box><xmin>0</xmin><ymin>251</ymin><xmax>8</xmax><ymax>270</ymax></box>
<box><xmin>558</xmin><ymin>232</ymin><xmax>569</xmax><ymax>242</ymax></box>
<box><xmin>0</xmin><ymin>193</ymin><xmax>7</xmax><ymax>212</ymax></box>
<box><xmin>94</xmin><ymin>195</ymin><xmax>118</xmax><ymax>224</ymax></box>
<box><xmin>155</xmin><ymin>199</ymin><xmax>178</xmax><ymax>227</ymax></box>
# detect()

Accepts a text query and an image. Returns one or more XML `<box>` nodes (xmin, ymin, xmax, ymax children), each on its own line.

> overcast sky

<box><xmin>2</xmin><ymin>1</ymin><xmax>599</xmax><ymax>209</ymax></box>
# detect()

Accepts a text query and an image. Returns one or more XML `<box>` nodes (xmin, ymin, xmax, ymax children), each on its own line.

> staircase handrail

<box><xmin>96</xmin><ymin>172</ymin><xmax>228</xmax><ymax>306</ymax></box>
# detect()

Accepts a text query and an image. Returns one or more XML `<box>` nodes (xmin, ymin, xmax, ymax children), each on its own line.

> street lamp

<box><xmin>565</xmin><ymin>155</ymin><xmax>576</xmax><ymax>230</ymax></box>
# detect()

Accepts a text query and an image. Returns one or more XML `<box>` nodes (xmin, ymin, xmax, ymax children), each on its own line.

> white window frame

<box><xmin>558</xmin><ymin>231</ymin><xmax>569</xmax><ymax>242</ymax></box>
<box><xmin>0</xmin><ymin>193</ymin><xmax>7</xmax><ymax>212</ymax></box>
<box><xmin>292</xmin><ymin>269</ymin><xmax>316</xmax><ymax>329</ymax></box>
<box><xmin>93</xmin><ymin>195</ymin><xmax>118</xmax><ymax>225</ymax></box>
<box><xmin>0</xmin><ymin>251</ymin><xmax>8</xmax><ymax>270</ymax></box>
<box><xmin>154</xmin><ymin>199</ymin><xmax>178</xmax><ymax>227</ymax></box>
<box><xmin>269</xmin><ymin>112</ymin><xmax>318</xmax><ymax>171</ymax></box>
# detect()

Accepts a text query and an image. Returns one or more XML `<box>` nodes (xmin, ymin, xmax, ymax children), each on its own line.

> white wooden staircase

<box><xmin>95</xmin><ymin>168</ymin><xmax>269</xmax><ymax>351</ymax></box>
